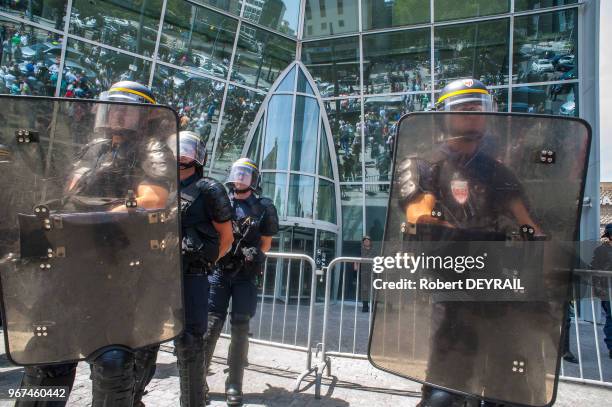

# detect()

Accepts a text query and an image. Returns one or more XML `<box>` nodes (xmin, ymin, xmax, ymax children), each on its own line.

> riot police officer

<box><xmin>397</xmin><ymin>79</ymin><xmax>542</xmax><ymax>407</ymax></box>
<box><xmin>16</xmin><ymin>81</ymin><xmax>175</xmax><ymax>407</ymax></box>
<box><xmin>203</xmin><ymin>158</ymin><xmax>279</xmax><ymax>406</ymax></box>
<box><xmin>147</xmin><ymin>131</ymin><xmax>234</xmax><ymax>407</ymax></box>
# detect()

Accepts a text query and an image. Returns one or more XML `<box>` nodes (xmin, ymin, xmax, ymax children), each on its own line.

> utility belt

<box><xmin>183</xmin><ymin>255</ymin><xmax>213</xmax><ymax>276</ymax></box>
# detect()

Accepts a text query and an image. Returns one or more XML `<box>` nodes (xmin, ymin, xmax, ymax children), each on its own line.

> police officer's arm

<box><xmin>398</xmin><ymin>158</ymin><xmax>453</xmax><ymax>227</ymax></box>
<box><xmin>508</xmin><ymin>198</ymin><xmax>543</xmax><ymax>235</ymax></box>
<box><xmin>259</xmin><ymin>198</ymin><xmax>279</xmax><ymax>254</ymax></box>
<box><xmin>112</xmin><ymin>140</ymin><xmax>174</xmax><ymax>211</ymax></box>
<box><xmin>201</xmin><ymin>180</ymin><xmax>234</xmax><ymax>261</ymax></box>
<box><xmin>213</xmin><ymin>220</ymin><xmax>233</xmax><ymax>261</ymax></box>
<box><xmin>135</xmin><ymin>183</ymin><xmax>169</xmax><ymax>209</ymax></box>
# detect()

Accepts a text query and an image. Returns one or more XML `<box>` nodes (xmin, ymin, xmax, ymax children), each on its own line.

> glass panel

<box><xmin>303</xmin><ymin>0</ymin><xmax>359</xmax><ymax>38</ymax></box>
<box><xmin>341</xmin><ymin>184</ymin><xmax>363</xmax><ymax>243</ymax></box>
<box><xmin>302</xmin><ymin>36</ymin><xmax>360</xmax><ymax>97</ymax></box>
<box><xmin>434</xmin><ymin>19</ymin><xmax>510</xmax><ymax>89</ymax></box>
<box><xmin>365</xmin><ymin>184</ymin><xmax>388</xmax><ymax>244</ymax></box>
<box><xmin>0</xmin><ymin>17</ymin><xmax>61</xmax><ymax>96</ymax></box>
<box><xmin>152</xmin><ymin>65</ymin><xmax>225</xmax><ymax>159</ymax></box>
<box><xmin>324</xmin><ymin>98</ymin><xmax>362</xmax><ymax>182</ymax></box>
<box><xmin>492</xmin><ymin>88</ymin><xmax>509</xmax><ymax>112</ymax></box>
<box><xmin>362</xmin><ymin>0</ymin><xmax>430</xmax><ymax>30</ymax></box>
<box><xmin>291</xmin><ymin>96</ymin><xmax>319</xmax><ymax>173</ymax></box>
<box><xmin>513</xmin><ymin>9</ymin><xmax>577</xmax><ymax>83</ymax></box>
<box><xmin>246</xmin><ymin>119</ymin><xmax>263</xmax><ymax>163</ymax></box>
<box><xmin>363</xmin><ymin>28</ymin><xmax>431</xmax><ymax>94</ymax></box>
<box><xmin>262</xmin><ymin>94</ymin><xmax>293</xmax><ymax>170</ymax></box>
<box><xmin>515</xmin><ymin>0</ymin><xmax>578</xmax><ymax>11</ymax></box>
<box><xmin>297</xmin><ymin>69</ymin><xmax>315</xmax><ymax>95</ymax></box>
<box><xmin>69</xmin><ymin>0</ymin><xmax>161</xmax><ymax>56</ymax></box>
<box><xmin>61</xmin><ymin>39</ymin><xmax>152</xmax><ymax>98</ymax></box>
<box><xmin>212</xmin><ymin>84</ymin><xmax>265</xmax><ymax>172</ymax></box>
<box><xmin>276</xmin><ymin>65</ymin><xmax>296</xmax><ymax>92</ymax></box>
<box><xmin>242</xmin><ymin>0</ymin><xmax>300</xmax><ymax>37</ymax></box>
<box><xmin>195</xmin><ymin>0</ymin><xmax>242</xmax><ymax>16</ymax></box>
<box><xmin>318</xmin><ymin>123</ymin><xmax>334</xmax><ymax>179</ymax></box>
<box><xmin>435</xmin><ymin>0</ymin><xmax>509</xmax><ymax>22</ymax></box>
<box><xmin>232</xmin><ymin>23</ymin><xmax>296</xmax><ymax>91</ymax></box>
<box><xmin>1</xmin><ymin>0</ymin><xmax>67</xmax><ymax>29</ymax></box>
<box><xmin>316</xmin><ymin>179</ymin><xmax>336</xmax><ymax>223</ymax></box>
<box><xmin>364</xmin><ymin>95</ymin><xmax>423</xmax><ymax>183</ymax></box>
<box><xmin>159</xmin><ymin>2</ymin><xmax>238</xmax><ymax>79</ymax></box>
<box><xmin>261</xmin><ymin>172</ymin><xmax>287</xmax><ymax>217</ymax></box>
<box><xmin>511</xmin><ymin>83</ymin><xmax>578</xmax><ymax>116</ymax></box>
<box><xmin>288</xmin><ymin>174</ymin><xmax>315</xmax><ymax>219</ymax></box>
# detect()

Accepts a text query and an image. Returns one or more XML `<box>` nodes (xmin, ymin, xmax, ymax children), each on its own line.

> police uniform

<box><xmin>203</xmin><ymin>159</ymin><xmax>278</xmax><ymax>406</ymax></box>
<box><xmin>16</xmin><ymin>82</ymin><xmax>174</xmax><ymax>407</ymax></box>
<box><xmin>172</xmin><ymin>171</ymin><xmax>232</xmax><ymax>407</ymax></box>
<box><xmin>398</xmin><ymin>79</ymin><xmax>545</xmax><ymax>407</ymax></box>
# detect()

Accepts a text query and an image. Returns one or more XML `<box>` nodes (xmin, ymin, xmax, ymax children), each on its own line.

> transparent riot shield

<box><xmin>0</xmin><ymin>96</ymin><xmax>183</xmax><ymax>365</ymax></box>
<box><xmin>367</xmin><ymin>113</ymin><xmax>591</xmax><ymax>407</ymax></box>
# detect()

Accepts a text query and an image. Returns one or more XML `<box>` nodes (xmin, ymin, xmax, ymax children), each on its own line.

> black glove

<box><xmin>241</xmin><ymin>247</ymin><xmax>265</xmax><ymax>263</ymax></box>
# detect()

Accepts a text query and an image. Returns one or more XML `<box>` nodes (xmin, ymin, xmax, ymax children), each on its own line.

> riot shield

<box><xmin>0</xmin><ymin>95</ymin><xmax>183</xmax><ymax>365</ymax></box>
<box><xmin>367</xmin><ymin>112</ymin><xmax>591</xmax><ymax>407</ymax></box>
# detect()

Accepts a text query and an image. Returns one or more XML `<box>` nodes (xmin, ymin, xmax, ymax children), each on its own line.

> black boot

<box><xmin>16</xmin><ymin>363</ymin><xmax>77</xmax><ymax>407</ymax></box>
<box><xmin>175</xmin><ymin>332</ymin><xmax>206</xmax><ymax>407</ymax></box>
<box><xmin>203</xmin><ymin>314</ymin><xmax>225</xmax><ymax>402</ymax></box>
<box><xmin>133</xmin><ymin>345</ymin><xmax>159</xmax><ymax>406</ymax></box>
<box><xmin>225</xmin><ymin>314</ymin><xmax>250</xmax><ymax>406</ymax></box>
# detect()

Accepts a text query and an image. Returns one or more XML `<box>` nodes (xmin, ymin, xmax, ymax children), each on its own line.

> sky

<box><xmin>601</xmin><ymin>0</ymin><xmax>611</xmax><ymax>181</ymax></box>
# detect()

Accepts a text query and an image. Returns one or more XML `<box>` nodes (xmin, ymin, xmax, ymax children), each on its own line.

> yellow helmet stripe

<box><xmin>109</xmin><ymin>87</ymin><xmax>157</xmax><ymax>104</ymax></box>
<box><xmin>238</xmin><ymin>160</ymin><xmax>258</xmax><ymax>170</ymax></box>
<box><xmin>437</xmin><ymin>88</ymin><xmax>490</xmax><ymax>104</ymax></box>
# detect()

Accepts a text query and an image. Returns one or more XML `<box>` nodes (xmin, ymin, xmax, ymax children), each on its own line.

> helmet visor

<box><xmin>178</xmin><ymin>133</ymin><xmax>206</xmax><ymax>166</ymax></box>
<box><xmin>227</xmin><ymin>164</ymin><xmax>256</xmax><ymax>190</ymax></box>
<box><xmin>94</xmin><ymin>102</ymin><xmax>144</xmax><ymax>135</ymax></box>
<box><xmin>439</xmin><ymin>93</ymin><xmax>494</xmax><ymax>112</ymax></box>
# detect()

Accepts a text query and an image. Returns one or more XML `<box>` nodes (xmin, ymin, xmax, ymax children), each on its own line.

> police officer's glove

<box><xmin>242</xmin><ymin>247</ymin><xmax>265</xmax><ymax>263</ymax></box>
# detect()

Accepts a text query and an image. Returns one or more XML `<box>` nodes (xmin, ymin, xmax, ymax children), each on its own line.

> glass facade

<box><xmin>0</xmin><ymin>0</ymin><xmax>584</xmax><ymax>257</ymax></box>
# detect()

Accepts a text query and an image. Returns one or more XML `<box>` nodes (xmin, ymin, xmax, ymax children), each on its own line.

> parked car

<box><xmin>559</xmin><ymin>100</ymin><xmax>576</xmax><ymax>116</ymax></box>
<box><xmin>531</xmin><ymin>58</ymin><xmax>554</xmax><ymax>73</ymax></box>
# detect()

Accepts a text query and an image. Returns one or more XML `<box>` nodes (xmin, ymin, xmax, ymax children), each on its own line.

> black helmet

<box><xmin>226</xmin><ymin>157</ymin><xmax>260</xmax><ymax>193</ymax></box>
<box><xmin>94</xmin><ymin>81</ymin><xmax>156</xmax><ymax>137</ymax></box>
<box><xmin>100</xmin><ymin>81</ymin><xmax>157</xmax><ymax>104</ymax></box>
<box><xmin>435</xmin><ymin>78</ymin><xmax>494</xmax><ymax>112</ymax></box>
<box><xmin>603</xmin><ymin>223</ymin><xmax>612</xmax><ymax>239</ymax></box>
<box><xmin>167</xmin><ymin>131</ymin><xmax>207</xmax><ymax>168</ymax></box>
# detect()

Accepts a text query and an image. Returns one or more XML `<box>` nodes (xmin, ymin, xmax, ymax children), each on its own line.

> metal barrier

<box><xmin>216</xmin><ymin>253</ymin><xmax>612</xmax><ymax>396</ymax></box>
<box><xmin>560</xmin><ymin>269</ymin><xmax>612</xmax><ymax>388</ymax></box>
<box><xmin>315</xmin><ymin>257</ymin><xmax>375</xmax><ymax>397</ymax></box>
<box><xmin>219</xmin><ymin>252</ymin><xmax>326</xmax><ymax>396</ymax></box>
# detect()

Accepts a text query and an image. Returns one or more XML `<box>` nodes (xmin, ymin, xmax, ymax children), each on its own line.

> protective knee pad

<box><xmin>418</xmin><ymin>387</ymin><xmax>466</xmax><ymax>407</ymax></box>
<box><xmin>133</xmin><ymin>345</ymin><xmax>159</xmax><ymax>404</ymax></box>
<box><xmin>174</xmin><ymin>332</ymin><xmax>206</xmax><ymax>407</ymax></box>
<box><xmin>203</xmin><ymin>313</ymin><xmax>225</xmax><ymax>370</ymax></box>
<box><xmin>16</xmin><ymin>364</ymin><xmax>77</xmax><ymax>407</ymax></box>
<box><xmin>91</xmin><ymin>349</ymin><xmax>136</xmax><ymax>407</ymax></box>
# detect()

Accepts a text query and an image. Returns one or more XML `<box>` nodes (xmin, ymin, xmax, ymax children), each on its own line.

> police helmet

<box><xmin>226</xmin><ymin>158</ymin><xmax>260</xmax><ymax>193</ymax></box>
<box><xmin>435</xmin><ymin>78</ymin><xmax>494</xmax><ymax>112</ymax></box>
<box><xmin>168</xmin><ymin>131</ymin><xmax>207</xmax><ymax>168</ymax></box>
<box><xmin>94</xmin><ymin>81</ymin><xmax>156</xmax><ymax>137</ymax></box>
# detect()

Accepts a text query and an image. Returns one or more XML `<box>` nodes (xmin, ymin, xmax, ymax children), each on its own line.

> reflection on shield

<box><xmin>368</xmin><ymin>112</ymin><xmax>591</xmax><ymax>407</ymax></box>
<box><xmin>0</xmin><ymin>96</ymin><xmax>183</xmax><ymax>366</ymax></box>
